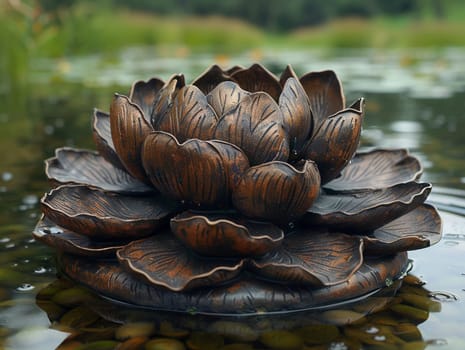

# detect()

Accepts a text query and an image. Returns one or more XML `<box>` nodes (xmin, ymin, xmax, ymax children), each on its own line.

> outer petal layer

<box><xmin>41</xmin><ymin>185</ymin><xmax>178</xmax><ymax>240</ymax></box>
<box><xmin>250</xmin><ymin>231</ymin><xmax>364</xmax><ymax>286</ymax></box>
<box><xmin>214</xmin><ymin>92</ymin><xmax>289</xmax><ymax>165</ymax></box>
<box><xmin>302</xmin><ymin>98</ymin><xmax>364</xmax><ymax>183</ymax></box>
<box><xmin>279</xmin><ymin>77</ymin><xmax>313</xmax><ymax>159</ymax></box>
<box><xmin>232</xmin><ymin>160</ymin><xmax>320</xmax><ymax>223</ymax></box>
<box><xmin>129</xmin><ymin>77</ymin><xmax>164</xmax><ymax>122</ymax></box>
<box><xmin>364</xmin><ymin>204</ymin><xmax>442</xmax><ymax>255</ymax></box>
<box><xmin>142</xmin><ymin>131</ymin><xmax>249</xmax><ymax>207</ymax></box>
<box><xmin>300</xmin><ymin>70</ymin><xmax>345</xmax><ymax>129</ymax></box>
<box><xmin>192</xmin><ymin>65</ymin><xmax>234</xmax><ymax>95</ymax></box>
<box><xmin>117</xmin><ymin>232</ymin><xmax>244</xmax><ymax>291</ymax></box>
<box><xmin>33</xmin><ymin>216</ymin><xmax>127</xmax><ymax>257</ymax></box>
<box><xmin>324</xmin><ymin>149</ymin><xmax>423</xmax><ymax>192</ymax></box>
<box><xmin>304</xmin><ymin>182</ymin><xmax>432</xmax><ymax>232</ymax></box>
<box><xmin>60</xmin><ymin>252</ymin><xmax>408</xmax><ymax>315</ymax></box>
<box><xmin>46</xmin><ymin>148</ymin><xmax>152</xmax><ymax>194</ymax></box>
<box><xmin>110</xmin><ymin>94</ymin><xmax>153</xmax><ymax>183</ymax></box>
<box><xmin>92</xmin><ymin>109</ymin><xmax>124</xmax><ymax>169</ymax></box>
<box><xmin>170</xmin><ymin>211</ymin><xmax>284</xmax><ymax>257</ymax></box>
<box><xmin>231</xmin><ymin>63</ymin><xmax>282</xmax><ymax>101</ymax></box>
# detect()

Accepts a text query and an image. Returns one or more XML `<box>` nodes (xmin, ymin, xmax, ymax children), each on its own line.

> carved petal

<box><xmin>129</xmin><ymin>77</ymin><xmax>165</xmax><ymax>122</ymax></box>
<box><xmin>142</xmin><ymin>131</ymin><xmax>249</xmax><ymax>207</ymax></box>
<box><xmin>150</xmin><ymin>76</ymin><xmax>180</xmax><ymax>127</ymax></box>
<box><xmin>324</xmin><ymin>149</ymin><xmax>423</xmax><ymax>192</ymax></box>
<box><xmin>117</xmin><ymin>232</ymin><xmax>244</xmax><ymax>291</ymax></box>
<box><xmin>206</xmin><ymin>81</ymin><xmax>249</xmax><ymax>117</ymax></box>
<box><xmin>192</xmin><ymin>65</ymin><xmax>234</xmax><ymax>95</ymax></box>
<box><xmin>279</xmin><ymin>64</ymin><xmax>298</xmax><ymax>87</ymax></box>
<box><xmin>304</xmin><ymin>182</ymin><xmax>432</xmax><ymax>232</ymax></box>
<box><xmin>170</xmin><ymin>211</ymin><xmax>284</xmax><ymax>257</ymax></box>
<box><xmin>214</xmin><ymin>93</ymin><xmax>289</xmax><ymax>165</ymax></box>
<box><xmin>302</xmin><ymin>98</ymin><xmax>364</xmax><ymax>183</ymax></box>
<box><xmin>41</xmin><ymin>185</ymin><xmax>177</xmax><ymax>240</ymax></box>
<box><xmin>225</xmin><ymin>65</ymin><xmax>244</xmax><ymax>75</ymax></box>
<box><xmin>300</xmin><ymin>70</ymin><xmax>345</xmax><ymax>129</ymax></box>
<box><xmin>279</xmin><ymin>77</ymin><xmax>313</xmax><ymax>158</ymax></box>
<box><xmin>232</xmin><ymin>160</ymin><xmax>320</xmax><ymax>223</ymax></box>
<box><xmin>156</xmin><ymin>85</ymin><xmax>218</xmax><ymax>142</ymax></box>
<box><xmin>92</xmin><ymin>109</ymin><xmax>124</xmax><ymax>169</ymax></box>
<box><xmin>110</xmin><ymin>94</ymin><xmax>153</xmax><ymax>183</ymax></box>
<box><xmin>45</xmin><ymin>148</ymin><xmax>153</xmax><ymax>194</ymax></box>
<box><xmin>33</xmin><ymin>216</ymin><xmax>127</xmax><ymax>257</ymax></box>
<box><xmin>250</xmin><ymin>231</ymin><xmax>364</xmax><ymax>286</ymax></box>
<box><xmin>364</xmin><ymin>204</ymin><xmax>442</xmax><ymax>255</ymax></box>
<box><xmin>231</xmin><ymin>63</ymin><xmax>282</xmax><ymax>101</ymax></box>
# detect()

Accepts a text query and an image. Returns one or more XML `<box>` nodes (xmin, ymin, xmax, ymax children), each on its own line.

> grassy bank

<box><xmin>2</xmin><ymin>2</ymin><xmax>465</xmax><ymax>86</ymax></box>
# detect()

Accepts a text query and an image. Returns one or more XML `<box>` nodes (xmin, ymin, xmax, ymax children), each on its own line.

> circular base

<box><xmin>59</xmin><ymin>252</ymin><xmax>408</xmax><ymax>316</ymax></box>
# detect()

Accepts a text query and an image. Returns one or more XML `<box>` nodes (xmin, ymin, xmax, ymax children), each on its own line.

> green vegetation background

<box><xmin>2</xmin><ymin>0</ymin><xmax>465</xmax><ymax>87</ymax></box>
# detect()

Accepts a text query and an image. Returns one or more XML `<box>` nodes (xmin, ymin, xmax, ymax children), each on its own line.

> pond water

<box><xmin>1</xmin><ymin>47</ymin><xmax>465</xmax><ymax>349</ymax></box>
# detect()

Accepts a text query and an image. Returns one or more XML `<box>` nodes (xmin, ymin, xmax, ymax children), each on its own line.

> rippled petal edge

<box><xmin>233</xmin><ymin>160</ymin><xmax>320</xmax><ymax>223</ymax></box>
<box><xmin>171</xmin><ymin>210</ymin><xmax>284</xmax><ymax>257</ymax></box>
<box><xmin>250</xmin><ymin>231</ymin><xmax>364</xmax><ymax>286</ymax></box>
<box><xmin>117</xmin><ymin>233</ymin><xmax>244</xmax><ymax>291</ymax></box>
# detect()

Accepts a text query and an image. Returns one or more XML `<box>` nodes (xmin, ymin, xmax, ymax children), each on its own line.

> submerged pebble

<box><xmin>145</xmin><ymin>337</ymin><xmax>186</xmax><ymax>350</ymax></box>
<box><xmin>115</xmin><ymin>322</ymin><xmax>156</xmax><ymax>340</ymax></box>
<box><xmin>259</xmin><ymin>330</ymin><xmax>303</xmax><ymax>350</ymax></box>
<box><xmin>208</xmin><ymin>321</ymin><xmax>258</xmax><ymax>342</ymax></box>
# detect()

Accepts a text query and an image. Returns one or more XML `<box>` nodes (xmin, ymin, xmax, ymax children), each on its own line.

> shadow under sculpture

<box><xmin>33</xmin><ymin>63</ymin><xmax>442</xmax><ymax>315</ymax></box>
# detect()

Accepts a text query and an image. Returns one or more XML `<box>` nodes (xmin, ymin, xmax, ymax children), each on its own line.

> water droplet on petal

<box><xmin>17</xmin><ymin>284</ymin><xmax>35</xmax><ymax>292</ymax></box>
<box><xmin>374</xmin><ymin>335</ymin><xmax>386</xmax><ymax>341</ymax></box>
<box><xmin>34</xmin><ymin>267</ymin><xmax>47</xmax><ymax>274</ymax></box>
<box><xmin>365</xmin><ymin>327</ymin><xmax>378</xmax><ymax>334</ymax></box>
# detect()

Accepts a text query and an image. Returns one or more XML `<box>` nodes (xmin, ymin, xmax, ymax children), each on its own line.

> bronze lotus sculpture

<box><xmin>34</xmin><ymin>64</ymin><xmax>442</xmax><ymax>314</ymax></box>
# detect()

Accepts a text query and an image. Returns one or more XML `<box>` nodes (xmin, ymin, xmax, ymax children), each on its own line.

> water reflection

<box><xmin>30</xmin><ymin>272</ymin><xmax>441</xmax><ymax>350</ymax></box>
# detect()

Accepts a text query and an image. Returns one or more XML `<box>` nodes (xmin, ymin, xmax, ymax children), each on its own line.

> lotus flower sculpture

<box><xmin>34</xmin><ymin>64</ymin><xmax>442</xmax><ymax>314</ymax></box>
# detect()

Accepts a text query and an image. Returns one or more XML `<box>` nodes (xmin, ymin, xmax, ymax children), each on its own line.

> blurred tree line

<box><xmin>36</xmin><ymin>0</ymin><xmax>449</xmax><ymax>31</ymax></box>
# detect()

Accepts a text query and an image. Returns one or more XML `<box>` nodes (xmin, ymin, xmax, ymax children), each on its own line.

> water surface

<box><xmin>1</xmin><ymin>47</ymin><xmax>465</xmax><ymax>349</ymax></box>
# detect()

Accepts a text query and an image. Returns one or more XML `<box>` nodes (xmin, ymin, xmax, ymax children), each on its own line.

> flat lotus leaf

<box><xmin>299</xmin><ymin>70</ymin><xmax>345</xmax><ymax>130</ymax></box>
<box><xmin>304</xmin><ymin>182</ymin><xmax>432</xmax><ymax>232</ymax></box>
<box><xmin>142</xmin><ymin>131</ymin><xmax>249</xmax><ymax>207</ymax></box>
<box><xmin>213</xmin><ymin>92</ymin><xmax>289</xmax><ymax>165</ymax></box>
<box><xmin>110</xmin><ymin>94</ymin><xmax>153</xmax><ymax>184</ymax></box>
<box><xmin>231</xmin><ymin>63</ymin><xmax>282</xmax><ymax>101</ymax></box>
<box><xmin>364</xmin><ymin>204</ymin><xmax>442</xmax><ymax>255</ymax></box>
<box><xmin>60</xmin><ymin>252</ymin><xmax>407</xmax><ymax>315</ymax></box>
<box><xmin>33</xmin><ymin>216</ymin><xmax>127</xmax><ymax>257</ymax></box>
<box><xmin>206</xmin><ymin>81</ymin><xmax>250</xmax><ymax>117</ymax></box>
<box><xmin>232</xmin><ymin>160</ymin><xmax>320</xmax><ymax>223</ymax></box>
<box><xmin>324</xmin><ymin>149</ymin><xmax>423</xmax><ymax>192</ymax></box>
<box><xmin>302</xmin><ymin>98</ymin><xmax>364</xmax><ymax>183</ymax></box>
<box><xmin>45</xmin><ymin>148</ymin><xmax>153</xmax><ymax>194</ymax></box>
<box><xmin>92</xmin><ymin>109</ymin><xmax>124</xmax><ymax>169</ymax></box>
<box><xmin>279</xmin><ymin>77</ymin><xmax>313</xmax><ymax>159</ymax></box>
<box><xmin>250</xmin><ymin>231</ymin><xmax>364</xmax><ymax>286</ymax></box>
<box><xmin>117</xmin><ymin>232</ymin><xmax>244</xmax><ymax>291</ymax></box>
<box><xmin>170</xmin><ymin>210</ymin><xmax>284</xmax><ymax>257</ymax></box>
<box><xmin>41</xmin><ymin>185</ymin><xmax>178</xmax><ymax>240</ymax></box>
<box><xmin>192</xmin><ymin>65</ymin><xmax>234</xmax><ymax>95</ymax></box>
<box><xmin>156</xmin><ymin>85</ymin><xmax>218</xmax><ymax>142</ymax></box>
<box><xmin>129</xmin><ymin>77</ymin><xmax>165</xmax><ymax>122</ymax></box>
